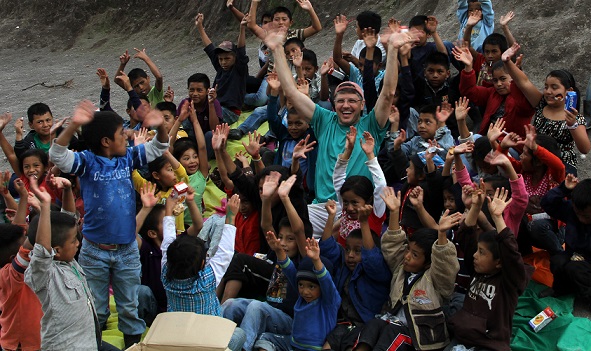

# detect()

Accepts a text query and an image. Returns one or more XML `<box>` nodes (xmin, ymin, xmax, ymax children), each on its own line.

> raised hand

<box><xmin>345</xmin><ymin>125</ymin><xmax>357</xmax><ymax>152</ymax></box>
<box><xmin>291</xmin><ymin>50</ymin><xmax>303</xmax><ymax>67</ymax></box>
<box><xmin>48</xmin><ymin>175</ymin><xmax>72</xmax><ymax>190</ymax></box>
<box><xmin>325</xmin><ymin>199</ymin><xmax>337</xmax><ymax>216</ymax></box>
<box><xmin>564</xmin><ymin>173</ymin><xmax>578</xmax><ymax>190</ymax></box>
<box><xmin>140</xmin><ymin>182</ymin><xmax>159</xmax><ymax>208</ymax></box>
<box><xmin>502</xmin><ymin>42</ymin><xmax>520</xmax><ymax>62</ymax></box>
<box><xmin>226</xmin><ymin>0</ymin><xmax>233</xmax><ymax>8</ymax></box>
<box><xmin>487</xmin><ymin>118</ymin><xmax>506</xmax><ymax>142</ymax></box>
<box><xmin>133</xmin><ymin>48</ymin><xmax>150</xmax><ymax>62</ymax></box>
<box><xmin>277</xmin><ymin>174</ymin><xmax>297</xmax><ymax>199</ymax></box>
<box><xmin>265</xmin><ymin>231</ymin><xmax>283</xmax><ymax>253</ymax></box>
<box><xmin>292</xmin><ymin>134</ymin><xmax>317</xmax><ymax>160</ymax></box>
<box><xmin>13</xmin><ymin>178</ymin><xmax>28</xmax><ymax>198</ymax></box>
<box><xmin>357</xmin><ymin>204</ymin><xmax>373</xmax><ymax>222</ymax></box>
<box><xmin>565</xmin><ymin>107</ymin><xmax>579</xmax><ymax>127</ymax></box>
<box><xmin>425</xmin><ymin>16</ymin><xmax>438</xmax><ymax>34</ymax></box>
<box><xmin>119</xmin><ymin>50</ymin><xmax>131</xmax><ymax>65</ymax></box>
<box><xmin>212</xmin><ymin>123</ymin><xmax>229</xmax><ymax>151</ymax></box>
<box><xmin>499</xmin><ymin>11</ymin><xmax>515</xmax><ymax>26</ymax></box>
<box><xmin>115</xmin><ymin>70</ymin><xmax>132</xmax><ymax>91</ymax></box>
<box><xmin>466</xmin><ymin>10</ymin><xmax>482</xmax><ymax>27</ymax></box>
<box><xmin>240</xmin><ymin>13</ymin><xmax>251</xmax><ymax>27</ymax></box>
<box><xmin>28</xmin><ymin>175</ymin><xmax>51</xmax><ymax>204</ymax></box>
<box><xmin>72</xmin><ymin>100</ymin><xmax>96</xmax><ymax>125</ymax></box>
<box><xmin>134</xmin><ymin>128</ymin><xmax>149</xmax><ymax>146</ymax></box>
<box><xmin>388</xmin><ymin>31</ymin><xmax>418</xmax><ymax>50</ymax></box>
<box><xmin>296</xmin><ymin>78</ymin><xmax>309</xmax><ymax>96</ymax></box>
<box><xmin>227</xmin><ymin>193</ymin><xmax>240</xmax><ymax>216</ymax></box>
<box><xmin>484</xmin><ymin>151</ymin><xmax>511</xmax><ymax>167</ymax></box>
<box><xmin>362</xmin><ymin>27</ymin><xmax>378</xmax><ymax>48</ymax></box>
<box><xmin>194</xmin><ymin>13</ymin><xmax>204</xmax><ymax>28</ymax></box>
<box><xmin>305</xmin><ymin>237</ymin><xmax>320</xmax><ymax>261</ymax></box>
<box><xmin>452</xmin><ymin>46</ymin><xmax>473</xmax><ymax>67</ymax></box>
<box><xmin>319</xmin><ymin>57</ymin><xmax>334</xmax><ymax>76</ymax></box>
<box><xmin>487</xmin><ymin>187</ymin><xmax>512</xmax><ymax>217</ymax></box>
<box><xmin>234</xmin><ymin>150</ymin><xmax>250</xmax><ymax>166</ymax></box>
<box><xmin>266</xmin><ymin>72</ymin><xmax>281</xmax><ymax>90</ymax></box>
<box><xmin>461</xmin><ymin>184</ymin><xmax>475</xmax><ymax>208</ymax></box>
<box><xmin>399</xmin><ymin>42</ymin><xmax>412</xmax><ymax>58</ymax></box>
<box><xmin>208</xmin><ymin>85</ymin><xmax>218</xmax><ymax>103</ymax></box>
<box><xmin>360</xmin><ymin>131</ymin><xmax>375</xmax><ymax>156</ymax></box>
<box><xmin>455</xmin><ymin>97</ymin><xmax>470</xmax><ymax>122</ymax></box>
<box><xmin>471</xmin><ymin>181</ymin><xmax>486</xmax><ymax>209</ymax></box>
<box><xmin>388</xmin><ymin>17</ymin><xmax>400</xmax><ymax>32</ymax></box>
<box><xmin>436</xmin><ymin>102</ymin><xmax>454</xmax><ymax>123</ymax></box>
<box><xmin>439</xmin><ymin>209</ymin><xmax>463</xmax><ymax>231</ymax></box>
<box><xmin>0</xmin><ymin>171</ymin><xmax>11</xmax><ymax>194</ymax></box>
<box><xmin>261</xmin><ymin>171</ymin><xmax>281</xmax><ymax>200</ymax></box>
<box><xmin>333</xmin><ymin>14</ymin><xmax>349</xmax><ymax>35</ymax></box>
<box><xmin>242</xmin><ymin>130</ymin><xmax>266</xmax><ymax>157</ymax></box>
<box><xmin>393</xmin><ymin>129</ymin><xmax>406</xmax><ymax>150</ymax></box>
<box><xmin>96</xmin><ymin>68</ymin><xmax>110</xmax><ymax>89</ymax></box>
<box><xmin>164</xmin><ymin>86</ymin><xmax>175</xmax><ymax>102</ymax></box>
<box><xmin>380</xmin><ymin>186</ymin><xmax>401</xmax><ymax>212</ymax></box>
<box><xmin>142</xmin><ymin>110</ymin><xmax>165</xmax><ymax>128</ymax></box>
<box><xmin>408</xmin><ymin>186</ymin><xmax>424</xmax><ymax>207</ymax></box>
<box><xmin>523</xmin><ymin>124</ymin><xmax>538</xmax><ymax>151</ymax></box>
<box><xmin>262</xmin><ymin>28</ymin><xmax>287</xmax><ymax>51</ymax></box>
<box><xmin>454</xmin><ymin>141</ymin><xmax>474</xmax><ymax>155</ymax></box>
<box><xmin>14</xmin><ymin>117</ymin><xmax>25</xmax><ymax>136</ymax></box>
<box><xmin>389</xmin><ymin>106</ymin><xmax>400</xmax><ymax>124</ymax></box>
<box><xmin>0</xmin><ymin>113</ymin><xmax>12</xmax><ymax>132</ymax></box>
<box><xmin>296</xmin><ymin>0</ymin><xmax>314</xmax><ymax>11</ymax></box>
<box><xmin>499</xmin><ymin>132</ymin><xmax>524</xmax><ymax>150</ymax></box>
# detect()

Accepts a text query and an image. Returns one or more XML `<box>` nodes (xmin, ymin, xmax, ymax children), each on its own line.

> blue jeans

<box><xmin>244</xmin><ymin>78</ymin><xmax>269</xmax><ymax>107</ymax></box>
<box><xmin>222</xmin><ymin>107</ymin><xmax>240</xmax><ymax>125</ymax></box>
<box><xmin>255</xmin><ymin>332</ymin><xmax>293</xmax><ymax>351</ymax></box>
<box><xmin>237</xmin><ymin>106</ymin><xmax>268</xmax><ymax>134</ymax></box>
<box><xmin>137</xmin><ymin>285</ymin><xmax>158</xmax><ymax>327</ymax></box>
<box><xmin>78</xmin><ymin>239</ymin><xmax>146</xmax><ymax>336</ymax></box>
<box><xmin>222</xmin><ymin>298</ymin><xmax>293</xmax><ymax>351</ymax></box>
<box><xmin>229</xmin><ymin>327</ymin><xmax>247</xmax><ymax>351</ymax></box>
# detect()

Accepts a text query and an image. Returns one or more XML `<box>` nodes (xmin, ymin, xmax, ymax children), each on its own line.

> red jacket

<box><xmin>459</xmin><ymin>69</ymin><xmax>535</xmax><ymax>138</ymax></box>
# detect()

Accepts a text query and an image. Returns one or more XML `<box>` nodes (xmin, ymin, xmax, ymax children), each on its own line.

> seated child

<box><xmin>155</xmin><ymin>101</ymin><xmax>188</xmax><ymax>143</ymax></box>
<box><xmin>448</xmin><ymin>187</ymin><xmax>528</xmax><ymax>351</ymax></box>
<box><xmin>14</xmin><ymin>103</ymin><xmax>54</xmax><ymax>158</ymax></box>
<box><xmin>115</xmin><ymin>48</ymin><xmax>164</xmax><ymax>107</ymax></box>
<box><xmin>161</xmin><ymin>193</ymin><xmax>243</xmax><ymax>350</ymax></box>
<box><xmin>195</xmin><ymin>13</ymin><xmax>248</xmax><ymax>125</ymax></box>
<box><xmin>541</xmin><ymin>176</ymin><xmax>591</xmax><ymax>307</ymax></box>
<box><xmin>408</xmin><ymin>15</ymin><xmax>452</xmax><ymax>82</ymax></box>
<box><xmin>350</xmin><ymin>11</ymin><xmax>386</xmax><ymax>60</ymax></box>
<box><xmin>321</xmin><ymin>201</ymin><xmax>391</xmax><ymax>351</ymax></box>
<box><xmin>457</xmin><ymin>0</ymin><xmax>494</xmax><ymax>52</ymax></box>
<box><xmin>254</xmin><ymin>236</ymin><xmax>340</xmax><ymax>351</ymax></box>
<box><xmin>353</xmin><ymin>187</ymin><xmax>461</xmax><ymax>351</ymax></box>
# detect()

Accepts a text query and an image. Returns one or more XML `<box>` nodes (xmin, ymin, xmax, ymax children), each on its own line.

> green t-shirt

<box><xmin>33</xmin><ymin>134</ymin><xmax>50</xmax><ymax>153</ymax></box>
<box><xmin>147</xmin><ymin>86</ymin><xmax>164</xmax><ymax>108</ymax></box>
<box><xmin>184</xmin><ymin>171</ymin><xmax>207</xmax><ymax>225</ymax></box>
<box><xmin>311</xmin><ymin>106</ymin><xmax>387</xmax><ymax>203</ymax></box>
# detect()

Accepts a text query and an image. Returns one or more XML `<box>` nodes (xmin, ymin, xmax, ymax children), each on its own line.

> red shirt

<box><xmin>234</xmin><ymin>211</ymin><xmax>261</xmax><ymax>256</ymax></box>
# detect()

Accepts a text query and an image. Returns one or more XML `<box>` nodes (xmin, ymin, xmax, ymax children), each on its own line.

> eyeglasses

<box><xmin>334</xmin><ymin>98</ymin><xmax>363</xmax><ymax>105</ymax></box>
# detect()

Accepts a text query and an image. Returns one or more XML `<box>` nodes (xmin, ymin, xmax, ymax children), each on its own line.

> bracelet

<box><xmin>566</xmin><ymin>122</ymin><xmax>579</xmax><ymax>130</ymax></box>
<box><xmin>252</xmin><ymin>156</ymin><xmax>261</xmax><ymax>162</ymax></box>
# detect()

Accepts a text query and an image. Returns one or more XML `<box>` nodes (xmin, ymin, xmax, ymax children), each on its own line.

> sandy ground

<box><xmin>0</xmin><ymin>27</ymin><xmax>589</xmax><ymax>319</ymax></box>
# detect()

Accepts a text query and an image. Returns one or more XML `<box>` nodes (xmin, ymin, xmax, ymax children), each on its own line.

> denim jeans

<box><xmin>229</xmin><ymin>327</ymin><xmax>247</xmax><ymax>351</ymax></box>
<box><xmin>222</xmin><ymin>298</ymin><xmax>293</xmax><ymax>351</ymax></box>
<box><xmin>221</xmin><ymin>107</ymin><xmax>240</xmax><ymax>125</ymax></box>
<box><xmin>137</xmin><ymin>285</ymin><xmax>158</xmax><ymax>327</ymax></box>
<box><xmin>527</xmin><ymin>218</ymin><xmax>565</xmax><ymax>254</ymax></box>
<box><xmin>237</xmin><ymin>106</ymin><xmax>268</xmax><ymax>134</ymax></box>
<box><xmin>78</xmin><ymin>239</ymin><xmax>146</xmax><ymax>336</ymax></box>
<box><xmin>254</xmin><ymin>332</ymin><xmax>293</xmax><ymax>351</ymax></box>
<box><xmin>244</xmin><ymin>78</ymin><xmax>269</xmax><ymax>107</ymax></box>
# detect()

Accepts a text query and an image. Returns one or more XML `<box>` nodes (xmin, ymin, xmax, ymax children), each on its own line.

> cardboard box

<box><xmin>529</xmin><ymin>306</ymin><xmax>556</xmax><ymax>333</ymax></box>
<box><xmin>126</xmin><ymin>312</ymin><xmax>236</xmax><ymax>351</ymax></box>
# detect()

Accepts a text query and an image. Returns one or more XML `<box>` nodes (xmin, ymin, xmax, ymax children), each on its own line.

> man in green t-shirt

<box><xmin>264</xmin><ymin>27</ymin><xmax>417</xmax><ymax>237</ymax></box>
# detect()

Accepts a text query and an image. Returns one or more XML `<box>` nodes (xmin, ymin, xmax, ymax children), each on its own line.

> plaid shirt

<box><xmin>162</xmin><ymin>264</ymin><xmax>221</xmax><ymax>316</ymax></box>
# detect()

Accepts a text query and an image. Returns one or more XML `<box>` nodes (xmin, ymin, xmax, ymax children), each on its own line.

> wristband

<box><xmin>566</xmin><ymin>122</ymin><xmax>579</xmax><ymax>130</ymax></box>
<box><xmin>252</xmin><ymin>156</ymin><xmax>261</xmax><ymax>162</ymax></box>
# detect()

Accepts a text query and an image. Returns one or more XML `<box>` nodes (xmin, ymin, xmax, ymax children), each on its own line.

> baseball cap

<box><xmin>214</xmin><ymin>41</ymin><xmax>236</xmax><ymax>54</ymax></box>
<box><xmin>334</xmin><ymin>81</ymin><xmax>365</xmax><ymax>100</ymax></box>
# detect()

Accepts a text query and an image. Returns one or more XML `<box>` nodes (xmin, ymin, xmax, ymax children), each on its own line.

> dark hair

<box><xmin>547</xmin><ymin>70</ymin><xmax>580</xmax><ymax>110</ymax></box>
<box><xmin>340</xmin><ymin>176</ymin><xmax>374</xmax><ymax>204</ymax></box>
<box><xmin>0</xmin><ymin>224</ymin><xmax>25</xmax><ymax>266</ymax></box>
<box><xmin>172</xmin><ymin>137</ymin><xmax>199</xmax><ymax>162</ymax></box>
<box><xmin>532</xmin><ymin>134</ymin><xmax>561</xmax><ymax>161</ymax></box>
<box><xmin>254</xmin><ymin>165</ymin><xmax>291</xmax><ymax>192</ymax></box>
<box><xmin>126</xmin><ymin>94</ymin><xmax>150</xmax><ymax>110</ymax></box>
<box><xmin>477</xmin><ymin>230</ymin><xmax>500</xmax><ymax>260</ymax></box>
<box><xmin>482</xmin><ymin>33</ymin><xmax>508</xmax><ymax>55</ymax></box>
<box><xmin>156</xmin><ymin>101</ymin><xmax>177</xmax><ymax>117</ymax></box>
<box><xmin>409</xmin><ymin>15</ymin><xmax>428</xmax><ymax>32</ymax></box>
<box><xmin>419</xmin><ymin>104</ymin><xmax>438</xmax><ymax>118</ymax></box>
<box><xmin>278</xmin><ymin>216</ymin><xmax>292</xmax><ymax>232</ymax></box>
<box><xmin>27</xmin><ymin>211</ymin><xmax>77</xmax><ymax>247</ymax></box>
<box><xmin>572</xmin><ymin>179</ymin><xmax>591</xmax><ymax>211</ymax></box>
<box><xmin>138</xmin><ymin>204</ymin><xmax>165</xmax><ymax>237</ymax></box>
<box><xmin>27</xmin><ymin>103</ymin><xmax>52</xmax><ymax>123</ymax></box>
<box><xmin>491</xmin><ymin>60</ymin><xmax>507</xmax><ymax>74</ymax></box>
<box><xmin>472</xmin><ymin>137</ymin><xmax>493</xmax><ymax>170</ymax></box>
<box><xmin>18</xmin><ymin>149</ymin><xmax>49</xmax><ymax>174</ymax></box>
<box><xmin>347</xmin><ymin>228</ymin><xmax>381</xmax><ymax>248</ymax></box>
<box><xmin>410</xmin><ymin>154</ymin><xmax>426</xmax><ymax>180</ymax></box>
<box><xmin>408</xmin><ymin>228</ymin><xmax>438</xmax><ymax>266</ymax></box>
<box><xmin>483</xmin><ymin>174</ymin><xmax>511</xmax><ymax>198</ymax></box>
<box><xmin>148</xmin><ymin>156</ymin><xmax>171</xmax><ymax>189</ymax></box>
<box><xmin>302</xmin><ymin>49</ymin><xmax>318</xmax><ymax>67</ymax></box>
<box><xmin>357</xmin><ymin>11</ymin><xmax>381</xmax><ymax>33</ymax></box>
<box><xmin>82</xmin><ymin>111</ymin><xmax>124</xmax><ymax>155</ymax></box>
<box><xmin>359</xmin><ymin>47</ymin><xmax>383</xmax><ymax>64</ymax></box>
<box><xmin>128</xmin><ymin>68</ymin><xmax>148</xmax><ymax>85</ymax></box>
<box><xmin>187</xmin><ymin>73</ymin><xmax>211</xmax><ymax>89</ymax></box>
<box><xmin>166</xmin><ymin>235</ymin><xmax>206</xmax><ymax>280</ymax></box>
<box><xmin>272</xmin><ymin>6</ymin><xmax>292</xmax><ymax>20</ymax></box>
<box><xmin>261</xmin><ymin>11</ymin><xmax>273</xmax><ymax>22</ymax></box>
<box><xmin>425</xmin><ymin>52</ymin><xmax>450</xmax><ymax>70</ymax></box>
<box><xmin>284</xmin><ymin>37</ymin><xmax>305</xmax><ymax>50</ymax></box>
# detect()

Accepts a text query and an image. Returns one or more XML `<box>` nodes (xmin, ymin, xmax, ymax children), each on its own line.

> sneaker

<box><xmin>228</xmin><ymin>129</ymin><xmax>244</xmax><ymax>140</ymax></box>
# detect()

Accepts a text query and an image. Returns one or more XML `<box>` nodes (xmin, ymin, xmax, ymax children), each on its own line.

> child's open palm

<box><xmin>227</xmin><ymin>193</ymin><xmax>240</xmax><ymax>215</ymax></box>
<box><xmin>278</xmin><ymin>174</ymin><xmax>297</xmax><ymax>199</ymax></box>
<box><xmin>360</xmin><ymin>131</ymin><xmax>375</xmax><ymax>156</ymax></box>
<box><xmin>454</xmin><ymin>97</ymin><xmax>470</xmax><ymax>122</ymax></box>
<box><xmin>499</xmin><ymin>11</ymin><xmax>515</xmax><ymax>26</ymax></box>
<box><xmin>0</xmin><ymin>113</ymin><xmax>12</xmax><ymax>132</ymax></box>
<box><xmin>466</xmin><ymin>10</ymin><xmax>482</xmax><ymax>26</ymax></box>
<box><xmin>454</xmin><ymin>141</ymin><xmax>474</xmax><ymax>155</ymax></box>
<box><xmin>524</xmin><ymin>124</ymin><xmax>538</xmax><ymax>151</ymax></box>
<box><xmin>292</xmin><ymin>135</ymin><xmax>316</xmax><ymax>160</ymax></box>
<box><xmin>380</xmin><ymin>186</ymin><xmax>401</xmax><ymax>212</ymax></box>
<box><xmin>436</xmin><ymin>102</ymin><xmax>454</xmax><ymax>123</ymax></box>
<box><xmin>319</xmin><ymin>58</ymin><xmax>334</xmax><ymax>76</ymax></box>
<box><xmin>345</xmin><ymin>126</ymin><xmax>357</xmax><ymax>152</ymax></box>
<box><xmin>502</xmin><ymin>42</ymin><xmax>521</xmax><ymax>62</ymax></box>
<box><xmin>362</xmin><ymin>28</ymin><xmax>378</xmax><ymax>48</ymax></box>
<box><xmin>261</xmin><ymin>171</ymin><xmax>281</xmax><ymax>200</ymax></box>
<box><xmin>265</xmin><ymin>231</ymin><xmax>282</xmax><ymax>252</ymax></box>
<box><xmin>487</xmin><ymin>187</ymin><xmax>512</xmax><ymax>217</ymax></box>
<box><xmin>333</xmin><ymin>15</ymin><xmax>349</xmax><ymax>34</ymax></box>
<box><xmin>296</xmin><ymin>0</ymin><xmax>313</xmax><ymax>11</ymax></box>
<box><xmin>96</xmin><ymin>68</ymin><xmax>110</xmax><ymax>89</ymax></box>
<box><xmin>142</xmin><ymin>110</ymin><xmax>165</xmax><ymax>128</ymax></box>
<box><xmin>134</xmin><ymin>128</ymin><xmax>148</xmax><ymax>145</ymax></box>
<box><xmin>487</xmin><ymin>118</ymin><xmax>506</xmax><ymax>142</ymax></box>
<box><xmin>471</xmin><ymin>181</ymin><xmax>486</xmax><ymax>209</ymax></box>
<box><xmin>266</xmin><ymin>72</ymin><xmax>281</xmax><ymax>90</ymax></box>
<box><xmin>565</xmin><ymin>174</ymin><xmax>578</xmax><ymax>190</ymax></box>
<box><xmin>72</xmin><ymin>100</ymin><xmax>96</xmax><ymax>125</ymax></box>
<box><xmin>305</xmin><ymin>238</ymin><xmax>320</xmax><ymax>261</ymax></box>
<box><xmin>242</xmin><ymin>131</ymin><xmax>265</xmax><ymax>157</ymax></box>
<box><xmin>140</xmin><ymin>182</ymin><xmax>159</xmax><ymax>208</ymax></box>
<box><xmin>389</xmin><ymin>106</ymin><xmax>400</xmax><ymax>124</ymax></box>
<box><xmin>439</xmin><ymin>209</ymin><xmax>462</xmax><ymax>232</ymax></box>
<box><xmin>452</xmin><ymin>46</ymin><xmax>473</xmax><ymax>67</ymax></box>
<box><xmin>499</xmin><ymin>132</ymin><xmax>524</xmax><ymax>150</ymax></box>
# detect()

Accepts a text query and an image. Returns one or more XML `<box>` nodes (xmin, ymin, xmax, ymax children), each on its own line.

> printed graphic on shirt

<box><xmin>411</xmin><ymin>289</ymin><xmax>433</xmax><ymax>305</ymax></box>
<box><xmin>468</xmin><ymin>277</ymin><xmax>496</xmax><ymax>310</ymax></box>
<box><xmin>266</xmin><ymin>265</ymin><xmax>288</xmax><ymax>304</ymax></box>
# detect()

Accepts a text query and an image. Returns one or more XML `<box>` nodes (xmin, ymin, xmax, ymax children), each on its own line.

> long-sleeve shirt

<box><xmin>0</xmin><ymin>247</ymin><xmax>42</xmax><ymax>351</ymax></box>
<box><xmin>25</xmin><ymin>244</ymin><xmax>99</xmax><ymax>351</ymax></box>
<box><xmin>49</xmin><ymin>136</ymin><xmax>168</xmax><ymax>244</ymax></box>
<box><xmin>279</xmin><ymin>257</ymin><xmax>341</xmax><ymax>351</ymax></box>
<box><xmin>161</xmin><ymin>216</ymin><xmax>236</xmax><ymax>315</ymax></box>
<box><xmin>457</xmin><ymin>0</ymin><xmax>495</xmax><ymax>52</ymax></box>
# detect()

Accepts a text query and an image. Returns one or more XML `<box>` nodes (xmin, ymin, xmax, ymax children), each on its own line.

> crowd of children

<box><xmin>1</xmin><ymin>0</ymin><xmax>591</xmax><ymax>350</ymax></box>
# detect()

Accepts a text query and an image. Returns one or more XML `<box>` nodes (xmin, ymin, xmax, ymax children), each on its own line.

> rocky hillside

<box><xmin>1</xmin><ymin>0</ymin><xmax>590</xmax><ymax>87</ymax></box>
